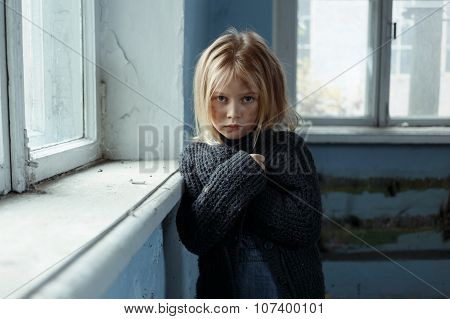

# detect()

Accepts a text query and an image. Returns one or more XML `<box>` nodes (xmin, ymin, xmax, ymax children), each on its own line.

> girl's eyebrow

<box><xmin>214</xmin><ymin>91</ymin><xmax>258</xmax><ymax>95</ymax></box>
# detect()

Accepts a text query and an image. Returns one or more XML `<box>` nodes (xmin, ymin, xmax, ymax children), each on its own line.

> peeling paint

<box><xmin>322</xmin><ymin>213</ymin><xmax>439</xmax><ymax>230</ymax></box>
<box><xmin>320</xmin><ymin>211</ymin><xmax>450</xmax><ymax>258</ymax></box>
<box><xmin>441</xmin><ymin>193</ymin><xmax>450</xmax><ymax>240</ymax></box>
<box><xmin>321</xmin><ymin>225</ymin><xmax>437</xmax><ymax>248</ymax></box>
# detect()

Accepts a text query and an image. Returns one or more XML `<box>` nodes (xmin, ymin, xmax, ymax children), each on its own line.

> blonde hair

<box><xmin>191</xmin><ymin>28</ymin><xmax>301</xmax><ymax>145</ymax></box>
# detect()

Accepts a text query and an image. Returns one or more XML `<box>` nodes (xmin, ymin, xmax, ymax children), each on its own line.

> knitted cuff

<box><xmin>196</xmin><ymin>150</ymin><xmax>267</xmax><ymax>213</ymax></box>
<box><xmin>214</xmin><ymin>150</ymin><xmax>267</xmax><ymax>194</ymax></box>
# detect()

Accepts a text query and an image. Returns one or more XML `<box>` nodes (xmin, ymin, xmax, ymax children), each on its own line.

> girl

<box><xmin>176</xmin><ymin>28</ymin><xmax>325</xmax><ymax>299</ymax></box>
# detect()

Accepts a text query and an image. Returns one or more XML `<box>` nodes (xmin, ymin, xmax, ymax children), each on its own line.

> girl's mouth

<box><xmin>225</xmin><ymin>125</ymin><xmax>241</xmax><ymax>131</ymax></box>
<box><xmin>225</xmin><ymin>124</ymin><xmax>241</xmax><ymax>129</ymax></box>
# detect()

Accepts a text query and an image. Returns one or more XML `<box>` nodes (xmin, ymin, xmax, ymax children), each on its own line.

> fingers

<box><xmin>250</xmin><ymin>153</ymin><xmax>265</xmax><ymax>162</ymax></box>
<box><xmin>250</xmin><ymin>153</ymin><xmax>265</xmax><ymax>170</ymax></box>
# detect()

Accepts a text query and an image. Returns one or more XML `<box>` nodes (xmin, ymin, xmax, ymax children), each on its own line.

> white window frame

<box><xmin>0</xmin><ymin>2</ymin><xmax>11</xmax><ymax>195</ymax></box>
<box><xmin>446</xmin><ymin>19</ymin><xmax>450</xmax><ymax>72</ymax></box>
<box><xmin>5</xmin><ymin>0</ymin><xmax>100</xmax><ymax>193</ymax></box>
<box><xmin>273</xmin><ymin>0</ymin><xmax>450</xmax><ymax>144</ymax></box>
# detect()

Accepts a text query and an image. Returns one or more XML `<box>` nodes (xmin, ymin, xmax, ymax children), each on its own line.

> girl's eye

<box><xmin>243</xmin><ymin>96</ymin><xmax>255</xmax><ymax>103</ymax></box>
<box><xmin>216</xmin><ymin>96</ymin><xmax>227</xmax><ymax>103</ymax></box>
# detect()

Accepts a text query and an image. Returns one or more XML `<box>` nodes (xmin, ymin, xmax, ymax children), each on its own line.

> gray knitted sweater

<box><xmin>176</xmin><ymin>128</ymin><xmax>325</xmax><ymax>298</ymax></box>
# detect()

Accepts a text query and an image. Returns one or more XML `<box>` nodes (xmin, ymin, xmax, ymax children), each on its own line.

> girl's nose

<box><xmin>227</xmin><ymin>100</ymin><xmax>241</xmax><ymax>118</ymax></box>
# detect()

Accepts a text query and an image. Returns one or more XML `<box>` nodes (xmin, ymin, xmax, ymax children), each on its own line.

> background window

<box><xmin>5</xmin><ymin>0</ymin><xmax>97</xmax><ymax>191</ymax></box>
<box><xmin>389</xmin><ymin>0</ymin><xmax>450</xmax><ymax>119</ymax></box>
<box><xmin>296</xmin><ymin>0</ymin><xmax>373</xmax><ymax>118</ymax></box>
<box><xmin>391</xmin><ymin>21</ymin><xmax>414</xmax><ymax>75</ymax></box>
<box><xmin>445</xmin><ymin>20</ymin><xmax>450</xmax><ymax>72</ymax></box>
<box><xmin>297</xmin><ymin>0</ymin><xmax>310</xmax><ymax>63</ymax></box>
<box><xmin>22</xmin><ymin>0</ymin><xmax>84</xmax><ymax>150</ymax></box>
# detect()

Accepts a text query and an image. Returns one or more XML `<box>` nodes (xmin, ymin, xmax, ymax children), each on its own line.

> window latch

<box><xmin>392</xmin><ymin>22</ymin><xmax>397</xmax><ymax>40</ymax></box>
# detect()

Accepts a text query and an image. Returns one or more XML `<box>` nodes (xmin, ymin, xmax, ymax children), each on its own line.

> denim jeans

<box><xmin>232</xmin><ymin>234</ymin><xmax>279</xmax><ymax>299</ymax></box>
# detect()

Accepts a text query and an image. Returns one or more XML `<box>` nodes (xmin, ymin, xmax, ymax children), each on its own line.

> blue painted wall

<box><xmin>102</xmin><ymin>226</ymin><xmax>166</xmax><ymax>299</ymax></box>
<box><xmin>102</xmin><ymin>208</ymin><xmax>198</xmax><ymax>299</ymax></box>
<box><xmin>312</xmin><ymin>144</ymin><xmax>450</xmax><ymax>179</ymax></box>
<box><xmin>324</xmin><ymin>260</ymin><xmax>450</xmax><ymax>298</ymax></box>
<box><xmin>207</xmin><ymin>0</ymin><xmax>272</xmax><ymax>45</ymax></box>
<box><xmin>184</xmin><ymin>0</ymin><xmax>209</xmax><ymax>139</ymax></box>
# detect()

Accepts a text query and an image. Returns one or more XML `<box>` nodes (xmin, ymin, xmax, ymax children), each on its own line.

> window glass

<box><xmin>296</xmin><ymin>0</ymin><xmax>372</xmax><ymax>117</ymax></box>
<box><xmin>389</xmin><ymin>0</ymin><xmax>450</xmax><ymax>118</ymax></box>
<box><xmin>22</xmin><ymin>0</ymin><xmax>84</xmax><ymax>150</ymax></box>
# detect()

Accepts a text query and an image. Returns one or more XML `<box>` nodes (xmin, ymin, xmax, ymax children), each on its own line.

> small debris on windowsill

<box><xmin>26</xmin><ymin>186</ymin><xmax>48</xmax><ymax>195</ymax></box>
<box><xmin>129</xmin><ymin>179</ymin><xmax>146</xmax><ymax>185</ymax></box>
<box><xmin>98</xmin><ymin>169</ymin><xmax>103</xmax><ymax>172</ymax></box>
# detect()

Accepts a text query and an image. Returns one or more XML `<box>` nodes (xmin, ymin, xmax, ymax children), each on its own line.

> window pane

<box><xmin>391</xmin><ymin>48</ymin><xmax>399</xmax><ymax>74</ymax></box>
<box><xmin>298</xmin><ymin>18</ymin><xmax>310</xmax><ymax>44</ymax></box>
<box><xmin>447</xmin><ymin>49</ymin><xmax>450</xmax><ymax>72</ymax></box>
<box><xmin>296</xmin><ymin>0</ymin><xmax>373</xmax><ymax>117</ymax></box>
<box><xmin>448</xmin><ymin>21</ymin><xmax>450</xmax><ymax>44</ymax></box>
<box><xmin>22</xmin><ymin>0</ymin><xmax>83</xmax><ymax>150</ymax></box>
<box><xmin>389</xmin><ymin>0</ymin><xmax>450</xmax><ymax>118</ymax></box>
<box><xmin>298</xmin><ymin>0</ymin><xmax>310</xmax><ymax>14</ymax></box>
<box><xmin>400</xmin><ymin>49</ymin><xmax>412</xmax><ymax>74</ymax></box>
<box><xmin>0</xmin><ymin>111</ymin><xmax>6</xmax><ymax>193</ymax></box>
<box><xmin>447</xmin><ymin>21</ymin><xmax>450</xmax><ymax>72</ymax></box>
<box><xmin>401</xmin><ymin>21</ymin><xmax>415</xmax><ymax>46</ymax></box>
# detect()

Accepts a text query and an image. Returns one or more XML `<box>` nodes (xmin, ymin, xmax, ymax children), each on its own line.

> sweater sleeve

<box><xmin>176</xmin><ymin>148</ymin><xmax>267</xmax><ymax>256</ymax></box>
<box><xmin>247</xmin><ymin>139</ymin><xmax>323</xmax><ymax>249</ymax></box>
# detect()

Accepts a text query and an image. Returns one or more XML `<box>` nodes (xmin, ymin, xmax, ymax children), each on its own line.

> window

<box><xmin>297</xmin><ymin>0</ymin><xmax>373</xmax><ymax>120</ymax></box>
<box><xmin>2</xmin><ymin>0</ymin><xmax>99</xmax><ymax>193</ymax></box>
<box><xmin>22</xmin><ymin>0</ymin><xmax>84</xmax><ymax>150</ymax></box>
<box><xmin>1</xmin><ymin>3</ymin><xmax>11</xmax><ymax>195</ymax></box>
<box><xmin>389</xmin><ymin>0</ymin><xmax>450</xmax><ymax>121</ymax></box>
<box><xmin>390</xmin><ymin>20</ymin><xmax>414</xmax><ymax>76</ymax></box>
<box><xmin>275</xmin><ymin>0</ymin><xmax>450</xmax><ymax>132</ymax></box>
<box><xmin>297</xmin><ymin>0</ymin><xmax>310</xmax><ymax>63</ymax></box>
<box><xmin>447</xmin><ymin>21</ymin><xmax>450</xmax><ymax>72</ymax></box>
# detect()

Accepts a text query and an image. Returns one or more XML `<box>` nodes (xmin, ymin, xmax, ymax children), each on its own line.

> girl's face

<box><xmin>210</xmin><ymin>77</ymin><xmax>259</xmax><ymax>140</ymax></box>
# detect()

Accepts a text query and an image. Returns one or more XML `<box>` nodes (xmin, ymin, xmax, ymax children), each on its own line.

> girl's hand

<box><xmin>250</xmin><ymin>153</ymin><xmax>265</xmax><ymax>171</ymax></box>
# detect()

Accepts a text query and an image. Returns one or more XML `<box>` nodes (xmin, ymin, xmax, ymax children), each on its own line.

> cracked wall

<box><xmin>97</xmin><ymin>0</ymin><xmax>184</xmax><ymax>160</ymax></box>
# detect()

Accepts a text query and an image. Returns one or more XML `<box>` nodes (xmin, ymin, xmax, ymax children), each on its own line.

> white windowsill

<box><xmin>301</xmin><ymin>126</ymin><xmax>450</xmax><ymax>144</ymax></box>
<box><xmin>0</xmin><ymin>160</ymin><xmax>182</xmax><ymax>298</ymax></box>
